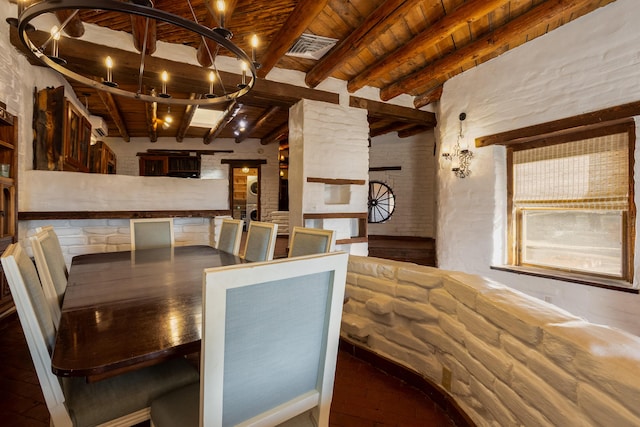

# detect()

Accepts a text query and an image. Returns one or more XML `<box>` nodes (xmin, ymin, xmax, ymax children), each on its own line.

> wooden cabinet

<box><xmin>139</xmin><ymin>155</ymin><xmax>168</xmax><ymax>176</ymax></box>
<box><xmin>0</xmin><ymin>101</ymin><xmax>18</xmax><ymax>320</ymax></box>
<box><xmin>90</xmin><ymin>141</ymin><xmax>117</xmax><ymax>174</ymax></box>
<box><xmin>34</xmin><ymin>86</ymin><xmax>91</xmax><ymax>172</ymax></box>
<box><xmin>62</xmin><ymin>100</ymin><xmax>90</xmax><ymax>172</ymax></box>
<box><xmin>138</xmin><ymin>152</ymin><xmax>200</xmax><ymax>178</ymax></box>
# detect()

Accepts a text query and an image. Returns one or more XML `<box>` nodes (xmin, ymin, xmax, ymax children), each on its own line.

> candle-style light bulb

<box><xmin>216</xmin><ymin>0</ymin><xmax>225</xmax><ymax>28</ymax></box>
<box><xmin>240</xmin><ymin>61</ymin><xmax>247</xmax><ymax>86</ymax></box>
<box><xmin>209</xmin><ymin>71</ymin><xmax>215</xmax><ymax>93</ymax></box>
<box><xmin>250</xmin><ymin>34</ymin><xmax>258</xmax><ymax>62</ymax></box>
<box><xmin>50</xmin><ymin>25</ymin><xmax>60</xmax><ymax>58</ymax></box>
<box><xmin>104</xmin><ymin>56</ymin><xmax>116</xmax><ymax>86</ymax></box>
<box><xmin>159</xmin><ymin>70</ymin><xmax>170</xmax><ymax>97</ymax></box>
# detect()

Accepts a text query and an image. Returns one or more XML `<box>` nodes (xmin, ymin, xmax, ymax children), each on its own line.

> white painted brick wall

<box><xmin>106</xmin><ymin>137</ymin><xmax>280</xmax><ymax>222</ymax></box>
<box><xmin>369</xmin><ymin>131</ymin><xmax>436</xmax><ymax>237</ymax></box>
<box><xmin>436</xmin><ymin>0</ymin><xmax>640</xmax><ymax>335</ymax></box>
<box><xmin>289</xmin><ymin>99</ymin><xmax>369</xmax><ymax>255</ymax></box>
<box><xmin>343</xmin><ymin>256</ymin><xmax>640</xmax><ymax>427</ymax></box>
<box><xmin>20</xmin><ymin>217</ymin><xmax>218</xmax><ymax>267</ymax></box>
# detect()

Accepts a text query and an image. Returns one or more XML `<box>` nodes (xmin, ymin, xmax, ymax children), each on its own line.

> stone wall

<box><xmin>342</xmin><ymin>256</ymin><xmax>640</xmax><ymax>427</ymax></box>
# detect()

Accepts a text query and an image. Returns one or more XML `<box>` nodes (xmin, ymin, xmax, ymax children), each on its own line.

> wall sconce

<box><xmin>442</xmin><ymin>112</ymin><xmax>473</xmax><ymax>178</ymax></box>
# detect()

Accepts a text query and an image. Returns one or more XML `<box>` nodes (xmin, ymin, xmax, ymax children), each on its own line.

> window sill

<box><xmin>490</xmin><ymin>265</ymin><xmax>639</xmax><ymax>294</ymax></box>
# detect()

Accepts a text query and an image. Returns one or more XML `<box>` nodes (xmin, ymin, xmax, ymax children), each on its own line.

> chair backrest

<box><xmin>201</xmin><ymin>251</ymin><xmax>349</xmax><ymax>426</ymax></box>
<box><xmin>215</xmin><ymin>219</ymin><xmax>244</xmax><ymax>256</ymax></box>
<box><xmin>1</xmin><ymin>243</ymin><xmax>72</xmax><ymax>426</ymax></box>
<box><xmin>288</xmin><ymin>226</ymin><xmax>335</xmax><ymax>258</ymax></box>
<box><xmin>130</xmin><ymin>218</ymin><xmax>175</xmax><ymax>250</ymax></box>
<box><xmin>30</xmin><ymin>228</ymin><xmax>68</xmax><ymax>328</ymax></box>
<box><xmin>242</xmin><ymin>221</ymin><xmax>278</xmax><ymax>262</ymax></box>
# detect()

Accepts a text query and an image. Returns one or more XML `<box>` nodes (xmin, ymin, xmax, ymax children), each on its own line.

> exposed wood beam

<box><xmin>10</xmin><ymin>28</ymin><xmax>339</xmax><ymax>106</ymax></box>
<box><xmin>95</xmin><ymin>87</ymin><xmax>130</xmax><ymax>142</ymax></box>
<box><xmin>260</xmin><ymin>122</ymin><xmax>288</xmax><ymax>145</ymax></box>
<box><xmin>146</xmin><ymin>88</ymin><xmax>158</xmax><ymax>143</ymax></box>
<box><xmin>380</xmin><ymin>0</ymin><xmax>591</xmax><ymax>101</ymax></box>
<box><xmin>349</xmin><ymin>96</ymin><xmax>436</xmax><ymax>126</ymax></box>
<box><xmin>204</xmin><ymin>101</ymin><xmax>239</xmax><ymax>144</ymax></box>
<box><xmin>305</xmin><ymin>0</ymin><xmax>416</xmax><ymax>88</ymax></box>
<box><xmin>257</xmin><ymin>0</ymin><xmax>330</xmax><ymax>78</ymax></box>
<box><xmin>55</xmin><ymin>10</ymin><xmax>84</xmax><ymax>38</ymax></box>
<box><xmin>347</xmin><ymin>0</ymin><xmax>510</xmax><ymax>93</ymax></box>
<box><xmin>236</xmin><ymin>106</ymin><xmax>280</xmax><ymax>143</ymax></box>
<box><xmin>413</xmin><ymin>86</ymin><xmax>443</xmax><ymax>109</ymax></box>
<box><xmin>398</xmin><ymin>126</ymin><xmax>432</xmax><ymax>138</ymax></box>
<box><xmin>176</xmin><ymin>93</ymin><xmax>201</xmax><ymax>142</ymax></box>
<box><xmin>475</xmin><ymin>101</ymin><xmax>640</xmax><ymax>147</ymax></box>
<box><xmin>197</xmin><ymin>0</ymin><xmax>239</xmax><ymax>67</ymax></box>
<box><xmin>370</xmin><ymin>121</ymin><xmax>417</xmax><ymax>138</ymax></box>
<box><xmin>131</xmin><ymin>13</ymin><xmax>157</xmax><ymax>54</ymax></box>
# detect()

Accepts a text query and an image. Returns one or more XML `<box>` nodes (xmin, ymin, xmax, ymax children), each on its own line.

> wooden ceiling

<box><xmin>10</xmin><ymin>0</ymin><xmax>615</xmax><ymax>144</ymax></box>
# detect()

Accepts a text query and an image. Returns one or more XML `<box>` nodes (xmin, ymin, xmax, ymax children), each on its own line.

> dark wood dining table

<box><xmin>51</xmin><ymin>245</ymin><xmax>244</xmax><ymax>380</ymax></box>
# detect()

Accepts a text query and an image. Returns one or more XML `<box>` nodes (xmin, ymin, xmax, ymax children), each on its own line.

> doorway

<box><xmin>231</xmin><ymin>166</ymin><xmax>259</xmax><ymax>228</ymax></box>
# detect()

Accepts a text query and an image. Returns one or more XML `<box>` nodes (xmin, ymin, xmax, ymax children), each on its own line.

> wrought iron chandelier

<box><xmin>16</xmin><ymin>0</ymin><xmax>259</xmax><ymax>106</ymax></box>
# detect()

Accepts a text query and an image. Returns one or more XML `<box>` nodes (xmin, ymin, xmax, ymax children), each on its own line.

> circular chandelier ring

<box><xmin>18</xmin><ymin>0</ymin><xmax>258</xmax><ymax>106</ymax></box>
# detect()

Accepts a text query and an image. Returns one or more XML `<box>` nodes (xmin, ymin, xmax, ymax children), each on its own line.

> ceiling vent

<box><xmin>286</xmin><ymin>34</ymin><xmax>338</xmax><ymax>60</ymax></box>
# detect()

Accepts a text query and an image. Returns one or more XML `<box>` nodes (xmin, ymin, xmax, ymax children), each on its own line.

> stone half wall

<box><xmin>341</xmin><ymin>256</ymin><xmax>640</xmax><ymax>427</ymax></box>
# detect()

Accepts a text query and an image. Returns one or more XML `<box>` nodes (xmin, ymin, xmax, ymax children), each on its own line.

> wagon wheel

<box><xmin>368</xmin><ymin>181</ymin><xmax>395</xmax><ymax>223</ymax></box>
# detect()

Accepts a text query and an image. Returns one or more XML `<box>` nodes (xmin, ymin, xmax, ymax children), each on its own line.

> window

<box><xmin>507</xmin><ymin>121</ymin><xmax>635</xmax><ymax>284</ymax></box>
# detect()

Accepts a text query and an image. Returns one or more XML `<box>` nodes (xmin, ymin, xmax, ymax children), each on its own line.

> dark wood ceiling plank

<box><xmin>236</xmin><ymin>106</ymin><xmax>280</xmax><ymax>143</ymax></box>
<box><xmin>397</xmin><ymin>125</ymin><xmax>432</xmax><ymax>138</ymax></box>
<box><xmin>347</xmin><ymin>0</ymin><xmax>511</xmax><ymax>93</ymax></box>
<box><xmin>349</xmin><ymin>96</ymin><xmax>436</xmax><ymax>126</ymax></box>
<box><xmin>260</xmin><ymin>122</ymin><xmax>288</xmax><ymax>145</ymax></box>
<box><xmin>257</xmin><ymin>0</ymin><xmax>330</xmax><ymax>78</ymax></box>
<box><xmin>380</xmin><ymin>0</ymin><xmax>598</xmax><ymax>101</ymax></box>
<box><xmin>305</xmin><ymin>0</ymin><xmax>416</xmax><ymax>88</ymax></box>
<box><xmin>176</xmin><ymin>93</ymin><xmax>201</xmax><ymax>143</ymax></box>
<box><xmin>370</xmin><ymin>121</ymin><xmax>418</xmax><ymax>138</ymax></box>
<box><xmin>204</xmin><ymin>100</ymin><xmax>239</xmax><ymax>144</ymax></box>
<box><xmin>95</xmin><ymin>87</ymin><xmax>130</xmax><ymax>142</ymax></box>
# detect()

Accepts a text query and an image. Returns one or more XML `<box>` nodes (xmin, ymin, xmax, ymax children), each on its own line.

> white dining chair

<box><xmin>288</xmin><ymin>226</ymin><xmax>335</xmax><ymax>258</ymax></box>
<box><xmin>150</xmin><ymin>251</ymin><xmax>349</xmax><ymax>427</ymax></box>
<box><xmin>30</xmin><ymin>227</ymin><xmax>68</xmax><ymax>328</ymax></box>
<box><xmin>215</xmin><ymin>218</ymin><xmax>244</xmax><ymax>256</ymax></box>
<box><xmin>1</xmin><ymin>243</ymin><xmax>199</xmax><ymax>427</ymax></box>
<box><xmin>130</xmin><ymin>218</ymin><xmax>175</xmax><ymax>250</ymax></box>
<box><xmin>242</xmin><ymin>220</ymin><xmax>278</xmax><ymax>262</ymax></box>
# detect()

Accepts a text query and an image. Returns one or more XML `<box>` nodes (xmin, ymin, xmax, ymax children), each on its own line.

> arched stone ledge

<box><xmin>341</xmin><ymin>256</ymin><xmax>640</xmax><ymax>427</ymax></box>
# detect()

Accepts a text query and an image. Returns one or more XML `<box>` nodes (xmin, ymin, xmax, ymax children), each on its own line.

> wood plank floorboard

<box><xmin>1</xmin><ymin>237</ymin><xmax>453</xmax><ymax>426</ymax></box>
<box><xmin>0</xmin><ymin>312</ymin><xmax>456</xmax><ymax>426</ymax></box>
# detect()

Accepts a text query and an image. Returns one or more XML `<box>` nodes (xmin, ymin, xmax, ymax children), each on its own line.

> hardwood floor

<box><xmin>1</xmin><ymin>237</ymin><xmax>451</xmax><ymax>426</ymax></box>
<box><xmin>0</xmin><ymin>313</ymin><xmax>457</xmax><ymax>426</ymax></box>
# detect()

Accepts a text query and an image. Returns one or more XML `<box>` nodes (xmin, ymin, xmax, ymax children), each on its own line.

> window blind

<box><xmin>513</xmin><ymin>132</ymin><xmax>629</xmax><ymax>210</ymax></box>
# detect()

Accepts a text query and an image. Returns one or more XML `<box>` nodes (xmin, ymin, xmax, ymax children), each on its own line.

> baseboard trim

<box><xmin>339</xmin><ymin>338</ymin><xmax>476</xmax><ymax>427</ymax></box>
